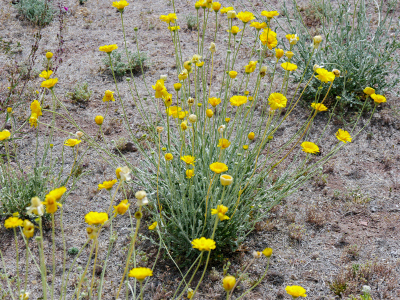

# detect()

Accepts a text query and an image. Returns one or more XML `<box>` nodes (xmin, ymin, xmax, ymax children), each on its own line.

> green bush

<box><xmin>17</xmin><ymin>0</ymin><xmax>56</xmax><ymax>26</ymax></box>
<box><xmin>66</xmin><ymin>82</ymin><xmax>93</xmax><ymax>104</ymax></box>
<box><xmin>102</xmin><ymin>50</ymin><xmax>148</xmax><ymax>78</ymax></box>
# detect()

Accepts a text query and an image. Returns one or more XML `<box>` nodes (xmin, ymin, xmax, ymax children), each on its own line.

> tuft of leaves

<box><xmin>16</xmin><ymin>0</ymin><xmax>56</xmax><ymax>26</ymax></box>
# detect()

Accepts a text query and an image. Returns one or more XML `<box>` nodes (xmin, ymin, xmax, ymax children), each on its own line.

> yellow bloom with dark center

<box><xmin>230</xmin><ymin>95</ymin><xmax>248</xmax><ymax>107</ymax></box>
<box><xmin>99</xmin><ymin>44</ymin><xmax>118</xmax><ymax>53</ymax></box>
<box><xmin>4</xmin><ymin>216</ymin><xmax>23</xmax><ymax>228</ymax></box>
<box><xmin>41</xmin><ymin>78</ymin><xmax>58</xmax><ymax>89</ymax></box>
<box><xmin>301</xmin><ymin>141</ymin><xmax>319</xmax><ymax>154</ymax></box>
<box><xmin>23</xmin><ymin>220</ymin><xmax>35</xmax><ymax>238</ymax></box>
<box><xmin>165</xmin><ymin>153</ymin><xmax>173</xmax><ymax>161</ymax></box>
<box><xmin>336</xmin><ymin>129</ymin><xmax>352</xmax><ymax>143</ymax></box>
<box><xmin>113</xmin><ymin>199</ymin><xmax>130</xmax><ymax>215</ymax></box>
<box><xmin>211</xmin><ymin>205</ymin><xmax>230</xmax><ymax>221</ymax></box>
<box><xmin>181</xmin><ymin>155</ymin><xmax>195</xmax><ymax>165</ymax></box>
<box><xmin>236</xmin><ymin>11</ymin><xmax>255</xmax><ymax>23</ymax></box>
<box><xmin>64</xmin><ymin>139</ymin><xmax>81</xmax><ymax>147</ymax></box>
<box><xmin>85</xmin><ymin>212</ymin><xmax>109</xmax><ymax>226</ymax></box>
<box><xmin>42</xmin><ymin>194</ymin><xmax>62</xmax><ymax>214</ymax></box>
<box><xmin>95</xmin><ymin>115</ymin><xmax>104</xmax><ymax>125</ymax></box>
<box><xmin>186</xmin><ymin>169</ymin><xmax>195</xmax><ymax>179</ymax></box>
<box><xmin>371</xmin><ymin>93</ymin><xmax>386</xmax><ymax>104</ymax></box>
<box><xmin>152</xmin><ymin>79</ymin><xmax>168</xmax><ymax>98</ymax></box>
<box><xmin>0</xmin><ymin>129</ymin><xmax>11</xmax><ymax>141</ymax></box>
<box><xmin>160</xmin><ymin>13</ymin><xmax>177</xmax><ymax>24</ymax></box>
<box><xmin>363</xmin><ymin>87</ymin><xmax>375</xmax><ymax>95</ymax></box>
<box><xmin>285</xmin><ymin>285</ymin><xmax>307</xmax><ymax>298</ymax></box>
<box><xmin>250</xmin><ymin>22</ymin><xmax>267</xmax><ymax>30</ymax></box>
<box><xmin>210</xmin><ymin>162</ymin><xmax>228</xmax><ymax>173</ymax></box>
<box><xmin>180</xmin><ymin>121</ymin><xmax>188</xmax><ymax>131</ymax></box>
<box><xmin>268</xmin><ymin>93</ymin><xmax>287</xmax><ymax>110</ymax></box>
<box><xmin>285</xmin><ymin>34</ymin><xmax>299</xmax><ymax>45</ymax></box>
<box><xmin>209</xmin><ymin>97</ymin><xmax>221</xmax><ymax>107</ymax></box>
<box><xmin>261</xmin><ymin>10</ymin><xmax>279</xmax><ymax>19</ymax></box>
<box><xmin>148</xmin><ymin>221</ymin><xmax>157</xmax><ymax>230</ymax></box>
<box><xmin>129</xmin><ymin>267</ymin><xmax>153</xmax><ymax>281</ymax></box>
<box><xmin>112</xmin><ymin>0</ymin><xmax>129</xmax><ymax>11</ymax></box>
<box><xmin>281</xmin><ymin>62</ymin><xmax>297</xmax><ymax>71</ymax></box>
<box><xmin>98</xmin><ymin>179</ymin><xmax>118</xmax><ymax>190</ymax></box>
<box><xmin>39</xmin><ymin>70</ymin><xmax>53</xmax><ymax>80</ymax></box>
<box><xmin>217</xmin><ymin>138</ymin><xmax>231</xmax><ymax>149</ymax></box>
<box><xmin>244</xmin><ymin>61</ymin><xmax>257</xmax><ymax>73</ymax></box>
<box><xmin>103</xmin><ymin>90</ymin><xmax>115</xmax><ymax>102</ymax></box>
<box><xmin>262</xmin><ymin>247</ymin><xmax>273</xmax><ymax>257</ymax></box>
<box><xmin>191</xmin><ymin>237</ymin><xmax>216</xmax><ymax>251</ymax></box>
<box><xmin>220</xmin><ymin>6</ymin><xmax>234</xmax><ymax>14</ymax></box>
<box><xmin>315</xmin><ymin>68</ymin><xmax>335</xmax><ymax>83</ymax></box>
<box><xmin>163</xmin><ymin>93</ymin><xmax>173</xmax><ymax>107</ymax></box>
<box><xmin>311</xmin><ymin>102</ymin><xmax>328</xmax><ymax>111</ymax></box>
<box><xmin>229</xmin><ymin>71</ymin><xmax>237</xmax><ymax>78</ymax></box>
<box><xmin>259</xmin><ymin>28</ymin><xmax>278</xmax><ymax>49</ymax></box>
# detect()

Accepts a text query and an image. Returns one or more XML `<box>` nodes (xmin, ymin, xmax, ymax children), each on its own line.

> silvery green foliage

<box><xmin>17</xmin><ymin>0</ymin><xmax>56</xmax><ymax>26</ymax></box>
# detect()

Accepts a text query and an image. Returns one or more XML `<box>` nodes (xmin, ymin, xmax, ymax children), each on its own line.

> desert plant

<box><xmin>16</xmin><ymin>0</ymin><xmax>56</xmax><ymax>26</ymax></box>
<box><xmin>66</xmin><ymin>82</ymin><xmax>92</xmax><ymax>104</ymax></box>
<box><xmin>102</xmin><ymin>50</ymin><xmax>148</xmax><ymax>78</ymax></box>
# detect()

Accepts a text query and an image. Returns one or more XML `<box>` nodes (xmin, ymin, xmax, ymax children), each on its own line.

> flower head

<box><xmin>222</xmin><ymin>276</ymin><xmax>236</xmax><ymax>291</ymax></box>
<box><xmin>129</xmin><ymin>267</ymin><xmax>153</xmax><ymax>281</ymax></box>
<box><xmin>186</xmin><ymin>169</ymin><xmax>195</xmax><ymax>179</ymax></box>
<box><xmin>165</xmin><ymin>153</ymin><xmax>173</xmax><ymax>161</ymax></box>
<box><xmin>244</xmin><ymin>60</ymin><xmax>257</xmax><ymax>73</ymax></box>
<box><xmin>315</xmin><ymin>68</ymin><xmax>335</xmax><ymax>83</ymax></box>
<box><xmin>220</xmin><ymin>174</ymin><xmax>233</xmax><ymax>186</ymax></box>
<box><xmin>250</xmin><ymin>22</ymin><xmax>267</xmax><ymax>30</ymax></box>
<box><xmin>42</xmin><ymin>192</ymin><xmax>63</xmax><ymax>214</ymax></box>
<box><xmin>26</xmin><ymin>197</ymin><xmax>44</xmax><ymax>216</ymax></box>
<box><xmin>371</xmin><ymin>94</ymin><xmax>386</xmax><ymax>104</ymax></box>
<box><xmin>230</xmin><ymin>95</ymin><xmax>248</xmax><ymax>107</ymax></box>
<box><xmin>261</xmin><ymin>10</ymin><xmax>279</xmax><ymax>19</ymax></box>
<box><xmin>336</xmin><ymin>129</ymin><xmax>352</xmax><ymax>143</ymax></box>
<box><xmin>85</xmin><ymin>212</ymin><xmax>109</xmax><ymax>226</ymax></box>
<box><xmin>178</xmin><ymin>69</ymin><xmax>188</xmax><ymax>80</ymax></box>
<box><xmin>363</xmin><ymin>87</ymin><xmax>375</xmax><ymax>95</ymax></box>
<box><xmin>112</xmin><ymin>0</ymin><xmax>129</xmax><ymax>11</ymax></box>
<box><xmin>168</xmin><ymin>25</ymin><xmax>180</xmax><ymax>31</ymax></box>
<box><xmin>95</xmin><ymin>115</ymin><xmax>104</xmax><ymax>125</ymax></box>
<box><xmin>181</xmin><ymin>155</ymin><xmax>195</xmax><ymax>165</ymax></box>
<box><xmin>98</xmin><ymin>179</ymin><xmax>117</xmax><ymax>190</ymax></box>
<box><xmin>227</xmin><ymin>26</ymin><xmax>242</xmax><ymax>35</ymax></box>
<box><xmin>46</xmin><ymin>52</ymin><xmax>53</xmax><ymax>59</ymax></box>
<box><xmin>248</xmin><ymin>132</ymin><xmax>255</xmax><ymax>140</ymax></box>
<box><xmin>209</xmin><ymin>97</ymin><xmax>221</xmax><ymax>107</ymax></box>
<box><xmin>64</xmin><ymin>139</ymin><xmax>81</xmax><ymax>147</ymax></box>
<box><xmin>191</xmin><ymin>237</ymin><xmax>216</xmax><ymax>251</ymax></box>
<box><xmin>4</xmin><ymin>216</ymin><xmax>23</xmax><ymax>228</ymax></box>
<box><xmin>41</xmin><ymin>78</ymin><xmax>58</xmax><ymax>89</ymax></box>
<box><xmin>262</xmin><ymin>247</ymin><xmax>273</xmax><ymax>257</ymax></box>
<box><xmin>99</xmin><ymin>44</ymin><xmax>118</xmax><ymax>53</ymax></box>
<box><xmin>148</xmin><ymin>221</ymin><xmax>157</xmax><ymax>230</ymax></box>
<box><xmin>220</xmin><ymin>7</ymin><xmax>234</xmax><ymax>14</ymax></box>
<box><xmin>116</xmin><ymin>166</ymin><xmax>131</xmax><ymax>181</ymax></box>
<box><xmin>285</xmin><ymin>285</ymin><xmax>307</xmax><ymax>298</ymax></box>
<box><xmin>311</xmin><ymin>103</ymin><xmax>327</xmax><ymax>112</ymax></box>
<box><xmin>152</xmin><ymin>79</ymin><xmax>168</xmax><ymax>98</ymax></box>
<box><xmin>166</xmin><ymin>106</ymin><xmax>182</xmax><ymax>116</ymax></box>
<box><xmin>23</xmin><ymin>220</ymin><xmax>35</xmax><ymax>239</ymax></box>
<box><xmin>113</xmin><ymin>199</ymin><xmax>130</xmax><ymax>215</ymax></box>
<box><xmin>275</xmin><ymin>48</ymin><xmax>284</xmax><ymax>60</ymax></box>
<box><xmin>103</xmin><ymin>90</ymin><xmax>115</xmax><ymax>102</ymax></box>
<box><xmin>268</xmin><ymin>93</ymin><xmax>287</xmax><ymax>110</ymax></box>
<box><xmin>285</xmin><ymin>34</ymin><xmax>299</xmax><ymax>45</ymax></box>
<box><xmin>160</xmin><ymin>13</ymin><xmax>177</xmax><ymax>24</ymax></box>
<box><xmin>236</xmin><ymin>11</ymin><xmax>255</xmax><ymax>23</ymax></box>
<box><xmin>313</xmin><ymin>35</ymin><xmax>323</xmax><ymax>48</ymax></box>
<box><xmin>211</xmin><ymin>205</ymin><xmax>230</xmax><ymax>221</ymax></box>
<box><xmin>0</xmin><ymin>129</ymin><xmax>11</xmax><ymax>141</ymax></box>
<box><xmin>229</xmin><ymin>71</ymin><xmax>238</xmax><ymax>79</ymax></box>
<box><xmin>217</xmin><ymin>138</ymin><xmax>231</xmax><ymax>149</ymax></box>
<box><xmin>39</xmin><ymin>70</ymin><xmax>53</xmax><ymax>80</ymax></box>
<box><xmin>259</xmin><ymin>28</ymin><xmax>278</xmax><ymax>49</ymax></box>
<box><xmin>301</xmin><ymin>141</ymin><xmax>319</xmax><ymax>154</ymax></box>
<box><xmin>281</xmin><ymin>62</ymin><xmax>297</xmax><ymax>71</ymax></box>
<box><xmin>210</xmin><ymin>162</ymin><xmax>228</xmax><ymax>173</ymax></box>
<box><xmin>212</xmin><ymin>2</ymin><xmax>221</xmax><ymax>12</ymax></box>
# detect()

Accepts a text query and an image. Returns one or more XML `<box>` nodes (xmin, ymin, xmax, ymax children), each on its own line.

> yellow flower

<box><xmin>248</xmin><ymin>132</ymin><xmax>255</xmax><ymax>140</ymax></box>
<box><xmin>41</xmin><ymin>78</ymin><xmax>58</xmax><ymax>89</ymax></box>
<box><xmin>64</xmin><ymin>139</ymin><xmax>81</xmax><ymax>147</ymax></box>
<box><xmin>98</xmin><ymin>179</ymin><xmax>118</xmax><ymax>190</ymax></box>
<box><xmin>183</xmin><ymin>61</ymin><xmax>192</xmax><ymax>72</ymax></box>
<box><xmin>4</xmin><ymin>216</ymin><xmax>23</xmax><ymax>228</ymax></box>
<box><xmin>46</xmin><ymin>52</ymin><xmax>53</xmax><ymax>59</ymax></box>
<box><xmin>227</xmin><ymin>25</ymin><xmax>242</xmax><ymax>35</ymax></box>
<box><xmin>212</xmin><ymin>2</ymin><xmax>221</xmax><ymax>12</ymax></box>
<box><xmin>47</xmin><ymin>186</ymin><xmax>67</xmax><ymax>200</ymax></box>
<box><xmin>95</xmin><ymin>115</ymin><xmax>104</xmax><ymax>125</ymax></box>
<box><xmin>230</xmin><ymin>95</ymin><xmax>248</xmax><ymax>107</ymax></box>
<box><xmin>225</xmin><ymin>117</ymin><xmax>231</xmax><ymax>123</ymax></box>
<box><xmin>301</xmin><ymin>141</ymin><xmax>319</xmax><ymax>154</ymax></box>
<box><xmin>30</xmin><ymin>100</ymin><xmax>42</xmax><ymax>117</ymax></box>
<box><xmin>243</xmin><ymin>145</ymin><xmax>249</xmax><ymax>150</ymax></box>
<box><xmin>99</xmin><ymin>44</ymin><xmax>118</xmax><ymax>53</ymax></box>
<box><xmin>181</xmin><ymin>155</ymin><xmax>195</xmax><ymax>165</ymax></box>
<box><xmin>281</xmin><ymin>62</ymin><xmax>297</xmax><ymax>71</ymax></box>
<box><xmin>163</xmin><ymin>93</ymin><xmax>173</xmax><ymax>107</ymax></box>
<box><xmin>39</xmin><ymin>70</ymin><xmax>53</xmax><ymax>80</ymax></box>
<box><xmin>26</xmin><ymin>197</ymin><xmax>44</xmax><ymax>216</ymax></box>
<box><xmin>23</xmin><ymin>220</ymin><xmax>35</xmax><ymax>238</ymax></box>
<box><xmin>222</xmin><ymin>276</ymin><xmax>236</xmax><ymax>291</ymax></box>
<box><xmin>152</xmin><ymin>79</ymin><xmax>168</xmax><ymax>98</ymax></box>
<box><xmin>285</xmin><ymin>285</ymin><xmax>307</xmax><ymax>298</ymax></box>
<box><xmin>268</xmin><ymin>93</ymin><xmax>287</xmax><ymax>110</ymax></box>
<box><xmin>285</xmin><ymin>51</ymin><xmax>294</xmax><ymax>59</ymax></box>
<box><xmin>168</xmin><ymin>26</ymin><xmax>180</xmax><ymax>31</ymax></box>
<box><xmin>0</xmin><ymin>129</ymin><xmax>11</xmax><ymax>141</ymax></box>
<box><xmin>275</xmin><ymin>48</ymin><xmax>284</xmax><ymax>60</ymax></box>
<box><xmin>227</xmin><ymin>10</ymin><xmax>236</xmax><ymax>18</ymax></box>
<box><xmin>209</xmin><ymin>97</ymin><xmax>221</xmax><ymax>107</ymax></box>
<box><xmin>165</xmin><ymin>153</ymin><xmax>173</xmax><ymax>161</ymax></box>
<box><xmin>178</xmin><ymin>69</ymin><xmax>188</xmax><ymax>80</ymax></box>
<box><xmin>85</xmin><ymin>212</ymin><xmax>109</xmax><ymax>226</ymax></box>
<box><xmin>186</xmin><ymin>169</ymin><xmax>195</xmax><ymax>179</ymax></box>
<box><xmin>311</xmin><ymin>103</ymin><xmax>328</xmax><ymax>112</ymax></box>
<box><xmin>261</xmin><ymin>10</ymin><xmax>279</xmax><ymax>19</ymax></box>
<box><xmin>29</xmin><ymin>114</ymin><xmax>37</xmax><ymax>128</ymax></box>
<box><xmin>113</xmin><ymin>199</ymin><xmax>130</xmax><ymax>215</ymax></box>
<box><xmin>220</xmin><ymin>7</ymin><xmax>234</xmax><ymax>14</ymax></box>
<box><xmin>236</xmin><ymin>11</ymin><xmax>255</xmax><ymax>23</ymax></box>
<box><xmin>259</xmin><ymin>28</ymin><xmax>278</xmax><ymax>49</ymax></box>
<box><xmin>7</xmin><ymin>107</ymin><xmax>12</xmax><ymax>113</ymax></box>
<box><xmin>336</xmin><ymin>129</ymin><xmax>352</xmax><ymax>143</ymax></box>
<box><xmin>220</xmin><ymin>174</ymin><xmax>233</xmax><ymax>186</ymax></box>
<box><xmin>180</xmin><ymin>121</ymin><xmax>188</xmax><ymax>131</ymax></box>
<box><xmin>371</xmin><ymin>93</ymin><xmax>386</xmax><ymax>104</ymax></box>
<box><xmin>206</xmin><ymin>109</ymin><xmax>214</xmax><ymax>118</ymax></box>
<box><xmin>103</xmin><ymin>90</ymin><xmax>115</xmax><ymax>102</ymax></box>
<box><xmin>129</xmin><ymin>267</ymin><xmax>153</xmax><ymax>281</ymax></box>
<box><xmin>42</xmin><ymin>194</ymin><xmax>62</xmax><ymax>214</ymax></box>
<box><xmin>174</xmin><ymin>83</ymin><xmax>182</xmax><ymax>91</ymax></box>
<box><xmin>211</xmin><ymin>205</ymin><xmax>230</xmax><ymax>221</ymax></box>
<box><xmin>250</xmin><ymin>22</ymin><xmax>267</xmax><ymax>30</ymax></box>
<box><xmin>148</xmin><ymin>221</ymin><xmax>157</xmax><ymax>230</ymax></box>
<box><xmin>217</xmin><ymin>138</ymin><xmax>231</xmax><ymax>149</ymax></box>
<box><xmin>112</xmin><ymin>0</ymin><xmax>129</xmax><ymax>11</ymax></box>
<box><xmin>315</xmin><ymin>68</ymin><xmax>335</xmax><ymax>83</ymax></box>
<box><xmin>172</xmin><ymin>110</ymin><xmax>188</xmax><ymax>119</ymax></box>
<box><xmin>210</xmin><ymin>162</ymin><xmax>228</xmax><ymax>174</ymax></box>
<box><xmin>245</xmin><ymin>61</ymin><xmax>258</xmax><ymax>74</ymax></box>
<box><xmin>363</xmin><ymin>87</ymin><xmax>375</xmax><ymax>95</ymax></box>
<box><xmin>166</xmin><ymin>106</ymin><xmax>182</xmax><ymax>116</ymax></box>
<box><xmin>160</xmin><ymin>13</ymin><xmax>177</xmax><ymax>24</ymax></box>
<box><xmin>187</xmin><ymin>288</ymin><xmax>194</xmax><ymax>299</ymax></box>
<box><xmin>285</xmin><ymin>34</ymin><xmax>299</xmax><ymax>45</ymax></box>
<box><xmin>229</xmin><ymin>70</ymin><xmax>238</xmax><ymax>79</ymax></box>
<box><xmin>262</xmin><ymin>247</ymin><xmax>273</xmax><ymax>257</ymax></box>
<box><xmin>191</xmin><ymin>237</ymin><xmax>216</xmax><ymax>251</ymax></box>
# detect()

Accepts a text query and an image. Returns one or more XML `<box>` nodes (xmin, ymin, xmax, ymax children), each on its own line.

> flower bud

<box><xmin>174</xmin><ymin>83</ymin><xmax>182</xmax><ymax>91</ymax></box>
<box><xmin>46</xmin><ymin>52</ymin><xmax>53</xmax><ymax>59</ymax></box>
<box><xmin>165</xmin><ymin>153</ymin><xmax>173</xmax><ymax>161</ymax></box>
<box><xmin>227</xmin><ymin>10</ymin><xmax>236</xmax><ymax>18</ymax></box>
<box><xmin>95</xmin><ymin>115</ymin><xmax>104</xmax><ymax>125</ymax></box>
<box><xmin>188</xmin><ymin>114</ymin><xmax>197</xmax><ymax>123</ymax></box>
<box><xmin>332</xmin><ymin>69</ymin><xmax>340</xmax><ymax>77</ymax></box>
<box><xmin>252</xmin><ymin>251</ymin><xmax>262</xmax><ymax>258</ymax></box>
<box><xmin>187</xmin><ymin>97</ymin><xmax>195</xmax><ymax>106</ymax></box>
<box><xmin>160</xmin><ymin>74</ymin><xmax>167</xmax><ymax>81</ymax></box>
<box><xmin>222</xmin><ymin>276</ymin><xmax>236</xmax><ymax>291</ymax></box>
<box><xmin>228</xmin><ymin>71</ymin><xmax>237</xmax><ymax>79</ymax></box>
<box><xmin>134</xmin><ymin>211</ymin><xmax>142</xmax><ymax>219</ymax></box>
<box><xmin>275</xmin><ymin>48</ymin><xmax>284</xmax><ymax>60</ymax></box>
<box><xmin>212</xmin><ymin>2</ymin><xmax>221</xmax><ymax>12</ymax></box>
<box><xmin>183</xmin><ymin>61</ymin><xmax>192</xmax><ymax>71</ymax></box>
<box><xmin>262</xmin><ymin>247</ymin><xmax>273</xmax><ymax>257</ymax></box>
<box><xmin>135</xmin><ymin>190</ymin><xmax>147</xmax><ymax>200</ymax></box>
<box><xmin>206</xmin><ymin>109</ymin><xmax>213</xmax><ymax>118</ymax></box>
<box><xmin>220</xmin><ymin>174</ymin><xmax>233</xmax><ymax>186</ymax></box>
<box><xmin>156</xmin><ymin>126</ymin><xmax>164</xmax><ymax>133</ymax></box>
<box><xmin>218</xmin><ymin>125</ymin><xmax>225</xmax><ymax>133</ymax></box>
<box><xmin>313</xmin><ymin>35</ymin><xmax>323</xmax><ymax>48</ymax></box>
<box><xmin>180</xmin><ymin>121</ymin><xmax>188</xmax><ymax>131</ymax></box>
<box><xmin>363</xmin><ymin>87</ymin><xmax>375</xmax><ymax>95</ymax></box>
<box><xmin>313</xmin><ymin>64</ymin><xmax>321</xmax><ymax>72</ymax></box>
<box><xmin>209</xmin><ymin>42</ymin><xmax>216</xmax><ymax>53</ymax></box>
<box><xmin>260</xmin><ymin>65</ymin><xmax>267</xmax><ymax>77</ymax></box>
<box><xmin>285</xmin><ymin>51</ymin><xmax>294</xmax><ymax>59</ymax></box>
<box><xmin>7</xmin><ymin>107</ymin><xmax>12</xmax><ymax>113</ymax></box>
<box><xmin>248</xmin><ymin>132</ymin><xmax>255</xmax><ymax>140</ymax></box>
<box><xmin>75</xmin><ymin>131</ymin><xmax>84</xmax><ymax>139</ymax></box>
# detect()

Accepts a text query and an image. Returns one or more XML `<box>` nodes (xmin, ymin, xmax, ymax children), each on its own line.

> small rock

<box><xmin>311</xmin><ymin>252</ymin><xmax>319</xmax><ymax>260</ymax></box>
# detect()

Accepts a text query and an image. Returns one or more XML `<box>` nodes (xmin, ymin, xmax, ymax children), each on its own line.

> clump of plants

<box><xmin>66</xmin><ymin>82</ymin><xmax>92</xmax><ymax>104</ymax></box>
<box><xmin>102</xmin><ymin>50</ymin><xmax>148</xmax><ymax>78</ymax></box>
<box><xmin>16</xmin><ymin>0</ymin><xmax>56</xmax><ymax>26</ymax></box>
